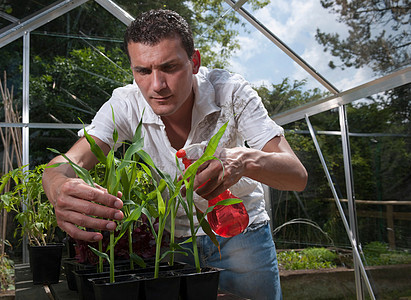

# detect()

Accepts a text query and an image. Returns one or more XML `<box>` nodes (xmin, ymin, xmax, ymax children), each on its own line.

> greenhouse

<box><xmin>0</xmin><ymin>0</ymin><xmax>410</xmax><ymax>299</ymax></box>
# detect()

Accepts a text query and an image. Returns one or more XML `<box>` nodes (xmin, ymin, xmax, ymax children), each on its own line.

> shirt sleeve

<box><xmin>233</xmin><ymin>76</ymin><xmax>284</xmax><ymax>150</ymax></box>
<box><xmin>78</xmin><ymin>87</ymin><xmax>135</xmax><ymax>150</ymax></box>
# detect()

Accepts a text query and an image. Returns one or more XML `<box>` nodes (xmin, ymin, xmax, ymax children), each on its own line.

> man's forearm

<box><xmin>241</xmin><ymin>135</ymin><xmax>307</xmax><ymax>191</ymax></box>
<box><xmin>242</xmin><ymin>148</ymin><xmax>308</xmax><ymax>191</ymax></box>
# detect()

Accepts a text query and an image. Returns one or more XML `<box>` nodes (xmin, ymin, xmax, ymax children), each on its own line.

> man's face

<box><xmin>128</xmin><ymin>37</ymin><xmax>200</xmax><ymax>118</ymax></box>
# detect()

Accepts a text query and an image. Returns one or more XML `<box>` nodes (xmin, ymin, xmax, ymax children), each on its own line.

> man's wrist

<box><xmin>241</xmin><ymin>147</ymin><xmax>260</xmax><ymax>178</ymax></box>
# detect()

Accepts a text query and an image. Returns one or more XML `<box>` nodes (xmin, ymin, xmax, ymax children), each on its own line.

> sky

<box><xmin>224</xmin><ymin>0</ymin><xmax>376</xmax><ymax>93</ymax></box>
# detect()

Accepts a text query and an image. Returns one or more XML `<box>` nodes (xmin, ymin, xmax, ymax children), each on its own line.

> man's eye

<box><xmin>138</xmin><ymin>69</ymin><xmax>151</xmax><ymax>75</ymax></box>
<box><xmin>162</xmin><ymin>65</ymin><xmax>177</xmax><ymax>72</ymax></box>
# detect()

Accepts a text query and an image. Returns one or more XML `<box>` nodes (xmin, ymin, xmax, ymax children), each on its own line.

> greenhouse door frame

<box><xmin>1</xmin><ymin>1</ymin><xmax>410</xmax><ymax>298</ymax></box>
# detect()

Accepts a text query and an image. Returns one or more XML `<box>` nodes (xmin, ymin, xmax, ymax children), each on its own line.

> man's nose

<box><xmin>152</xmin><ymin>70</ymin><xmax>167</xmax><ymax>92</ymax></box>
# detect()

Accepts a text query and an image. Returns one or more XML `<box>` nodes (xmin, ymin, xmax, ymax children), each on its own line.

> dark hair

<box><xmin>124</xmin><ymin>9</ymin><xmax>194</xmax><ymax>60</ymax></box>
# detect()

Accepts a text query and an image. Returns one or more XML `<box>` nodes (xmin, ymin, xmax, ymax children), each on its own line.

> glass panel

<box><xmin>0</xmin><ymin>0</ymin><xmax>58</xmax><ymax>29</ymax></box>
<box><xmin>270</xmin><ymin>82</ymin><xmax>410</xmax><ymax>298</ymax></box>
<box><xmin>227</xmin><ymin>0</ymin><xmax>410</xmax><ymax>114</ymax></box>
<box><xmin>1</xmin><ymin>2</ymin><xmax>409</xmax><ymax>298</ymax></box>
<box><xmin>30</xmin><ymin>128</ymin><xmax>80</xmax><ymax>165</ymax></box>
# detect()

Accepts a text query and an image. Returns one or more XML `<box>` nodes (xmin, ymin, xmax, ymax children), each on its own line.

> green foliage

<box><xmin>0</xmin><ymin>164</ymin><xmax>57</xmax><ymax>246</ymax></box>
<box><xmin>255</xmin><ymin>78</ymin><xmax>329</xmax><ymax>116</ymax></box>
<box><xmin>316</xmin><ymin>0</ymin><xmax>410</xmax><ymax>74</ymax></box>
<box><xmin>0</xmin><ymin>254</ymin><xmax>14</xmax><ymax>291</ymax></box>
<box><xmin>173</xmin><ymin>122</ymin><xmax>242</xmax><ymax>273</ymax></box>
<box><xmin>302</xmin><ymin>247</ymin><xmax>338</xmax><ymax>263</ymax></box>
<box><xmin>30</xmin><ymin>47</ymin><xmax>132</xmax><ymax>125</ymax></box>
<box><xmin>277</xmin><ymin>248</ymin><xmax>338</xmax><ymax>270</ymax></box>
<box><xmin>258</xmin><ymin>77</ymin><xmax>410</xmax><ymax>249</ymax></box>
<box><xmin>49</xmin><ymin>112</ymin><xmax>161</xmax><ymax>281</ymax></box>
<box><xmin>363</xmin><ymin>242</ymin><xmax>411</xmax><ymax>266</ymax></box>
<box><xmin>2</xmin><ymin>0</ymin><xmax>269</xmax><ymax>99</ymax></box>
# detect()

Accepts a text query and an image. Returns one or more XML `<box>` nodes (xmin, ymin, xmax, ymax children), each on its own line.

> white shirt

<box><xmin>80</xmin><ymin>67</ymin><xmax>284</xmax><ymax>237</ymax></box>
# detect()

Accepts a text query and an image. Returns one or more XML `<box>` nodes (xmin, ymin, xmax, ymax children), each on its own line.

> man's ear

<box><xmin>192</xmin><ymin>50</ymin><xmax>201</xmax><ymax>74</ymax></box>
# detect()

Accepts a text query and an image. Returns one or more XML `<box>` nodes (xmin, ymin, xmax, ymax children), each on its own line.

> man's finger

<box><xmin>57</xmin><ymin>196</ymin><xmax>123</xmax><ymax>221</ymax></box>
<box><xmin>60</xmin><ymin>221</ymin><xmax>103</xmax><ymax>242</ymax></box>
<box><xmin>60</xmin><ymin>181</ymin><xmax>123</xmax><ymax>210</ymax></box>
<box><xmin>68</xmin><ymin>210</ymin><xmax>120</xmax><ymax>231</ymax></box>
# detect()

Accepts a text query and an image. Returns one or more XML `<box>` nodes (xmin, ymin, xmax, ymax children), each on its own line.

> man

<box><xmin>43</xmin><ymin>9</ymin><xmax>307</xmax><ymax>299</ymax></box>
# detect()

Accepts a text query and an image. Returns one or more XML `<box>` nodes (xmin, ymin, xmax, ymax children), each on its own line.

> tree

<box><xmin>0</xmin><ymin>0</ymin><xmax>269</xmax><ymax>164</ymax></box>
<box><xmin>255</xmin><ymin>78</ymin><xmax>328</xmax><ymax>116</ymax></box>
<box><xmin>315</xmin><ymin>0</ymin><xmax>410</xmax><ymax>75</ymax></box>
<box><xmin>255</xmin><ymin>74</ymin><xmax>410</xmax><ymax>248</ymax></box>
<box><xmin>0</xmin><ymin>0</ymin><xmax>269</xmax><ymax>76</ymax></box>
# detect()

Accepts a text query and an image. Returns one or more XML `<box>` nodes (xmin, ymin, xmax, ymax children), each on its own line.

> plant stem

<box><xmin>110</xmin><ymin>231</ymin><xmax>114</xmax><ymax>283</ymax></box>
<box><xmin>191</xmin><ymin>234</ymin><xmax>201</xmax><ymax>273</ymax></box>
<box><xmin>128</xmin><ymin>226</ymin><xmax>134</xmax><ymax>270</ymax></box>
<box><xmin>154</xmin><ymin>218</ymin><xmax>164</xmax><ymax>279</ymax></box>
<box><xmin>169</xmin><ymin>203</ymin><xmax>175</xmax><ymax>266</ymax></box>
<box><xmin>98</xmin><ymin>238</ymin><xmax>103</xmax><ymax>273</ymax></box>
<box><xmin>187</xmin><ymin>188</ymin><xmax>201</xmax><ymax>273</ymax></box>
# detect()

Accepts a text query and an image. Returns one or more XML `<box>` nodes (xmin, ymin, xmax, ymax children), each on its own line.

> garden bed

<box><xmin>280</xmin><ymin>264</ymin><xmax>411</xmax><ymax>299</ymax></box>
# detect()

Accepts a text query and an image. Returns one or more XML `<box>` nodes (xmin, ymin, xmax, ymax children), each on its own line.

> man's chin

<box><xmin>151</xmin><ymin>107</ymin><xmax>175</xmax><ymax>117</ymax></box>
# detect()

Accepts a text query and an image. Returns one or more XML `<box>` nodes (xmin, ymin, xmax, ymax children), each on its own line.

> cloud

<box><xmin>235</xmin><ymin>35</ymin><xmax>263</xmax><ymax>61</ymax></box>
<box><xmin>335</xmin><ymin>67</ymin><xmax>375</xmax><ymax>91</ymax></box>
<box><xmin>228</xmin><ymin>0</ymin><xmax>375</xmax><ymax>91</ymax></box>
<box><xmin>292</xmin><ymin>41</ymin><xmax>375</xmax><ymax>92</ymax></box>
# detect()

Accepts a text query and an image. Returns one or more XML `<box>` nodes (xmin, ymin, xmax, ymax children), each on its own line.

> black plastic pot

<box><xmin>63</xmin><ymin>258</ymin><xmax>98</xmax><ymax>291</ymax></box>
<box><xmin>142</xmin><ymin>271</ymin><xmax>181</xmax><ymax>300</ymax></box>
<box><xmin>65</xmin><ymin>258</ymin><xmax>133</xmax><ymax>291</ymax></box>
<box><xmin>29</xmin><ymin>243</ymin><xmax>65</xmax><ymax>285</ymax></box>
<box><xmin>74</xmin><ymin>262</ymin><xmax>145</xmax><ymax>300</ymax></box>
<box><xmin>74</xmin><ymin>268</ymin><xmax>112</xmax><ymax>300</ymax></box>
<box><xmin>91</xmin><ymin>274</ymin><xmax>141</xmax><ymax>300</ymax></box>
<box><xmin>178</xmin><ymin>267</ymin><xmax>221</xmax><ymax>300</ymax></box>
<box><xmin>75</xmin><ymin>261</ymin><xmax>190</xmax><ymax>300</ymax></box>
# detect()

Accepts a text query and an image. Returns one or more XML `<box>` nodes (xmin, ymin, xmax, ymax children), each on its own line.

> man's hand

<box><xmin>42</xmin><ymin>135</ymin><xmax>123</xmax><ymax>242</ymax></box>
<box><xmin>193</xmin><ymin>147</ymin><xmax>245</xmax><ymax>200</ymax></box>
<box><xmin>52</xmin><ymin>178</ymin><xmax>124</xmax><ymax>242</ymax></box>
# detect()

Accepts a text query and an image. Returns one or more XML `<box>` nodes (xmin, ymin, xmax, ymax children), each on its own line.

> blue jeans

<box><xmin>175</xmin><ymin>223</ymin><xmax>282</xmax><ymax>300</ymax></box>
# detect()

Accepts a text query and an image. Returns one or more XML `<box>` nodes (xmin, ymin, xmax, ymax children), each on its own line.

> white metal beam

<box><xmin>0</xmin><ymin>0</ymin><xmax>89</xmax><ymax>48</ymax></box>
<box><xmin>94</xmin><ymin>0</ymin><xmax>134</xmax><ymax>26</ymax></box>
<box><xmin>0</xmin><ymin>11</ymin><xmax>19</xmax><ymax>23</ymax></box>
<box><xmin>273</xmin><ymin>66</ymin><xmax>411</xmax><ymax>125</ymax></box>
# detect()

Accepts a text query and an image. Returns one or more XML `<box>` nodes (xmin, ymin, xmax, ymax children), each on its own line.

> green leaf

<box><xmin>114</xmin><ymin>204</ymin><xmax>145</xmax><ymax>245</ymax></box>
<box><xmin>141</xmin><ymin>207</ymin><xmax>157</xmax><ymax>240</ymax></box>
<box><xmin>132</xmin><ymin>109</ymin><xmax>145</xmax><ymax>144</ymax></box>
<box><xmin>204</xmin><ymin>198</ymin><xmax>243</xmax><ymax>214</ymax></box>
<box><xmin>137</xmin><ymin>162</ymin><xmax>153</xmax><ymax>179</ymax></box>
<box><xmin>122</xmin><ymin>199</ymin><xmax>135</xmax><ymax>206</ymax></box>
<box><xmin>159</xmin><ymin>250</ymin><xmax>188</xmax><ymax>262</ymax></box>
<box><xmin>88</xmin><ymin>245</ymin><xmax>110</xmax><ymax>264</ymax></box>
<box><xmin>47</xmin><ymin>148</ymin><xmax>95</xmax><ymax>187</ymax></box>
<box><xmin>83</xmin><ymin>126</ymin><xmax>107</xmax><ymax>164</ymax></box>
<box><xmin>195</xmin><ymin>204</ymin><xmax>220</xmax><ymax>251</ymax></box>
<box><xmin>156</xmin><ymin>186</ymin><xmax>165</xmax><ymax>216</ymax></box>
<box><xmin>203</xmin><ymin>122</ymin><xmax>228</xmax><ymax>158</ymax></box>
<box><xmin>129</xmin><ymin>253</ymin><xmax>146</xmax><ymax>268</ymax></box>
<box><xmin>110</xmin><ymin>106</ymin><xmax>119</xmax><ymax>144</ymax></box>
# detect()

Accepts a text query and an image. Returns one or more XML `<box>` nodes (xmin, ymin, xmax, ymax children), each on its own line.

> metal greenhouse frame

<box><xmin>0</xmin><ymin>1</ymin><xmax>410</xmax><ymax>299</ymax></box>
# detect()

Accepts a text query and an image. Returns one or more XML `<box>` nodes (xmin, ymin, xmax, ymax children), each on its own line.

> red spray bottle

<box><xmin>176</xmin><ymin>144</ymin><xmax>249</xmax><ymax>238</ymax></box>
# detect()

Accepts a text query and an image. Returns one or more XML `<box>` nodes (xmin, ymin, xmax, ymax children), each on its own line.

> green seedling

<box><xmin>0</xmin><ymin>164</ymin><xmax>57</xmax><ymax>246</ymax></box>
